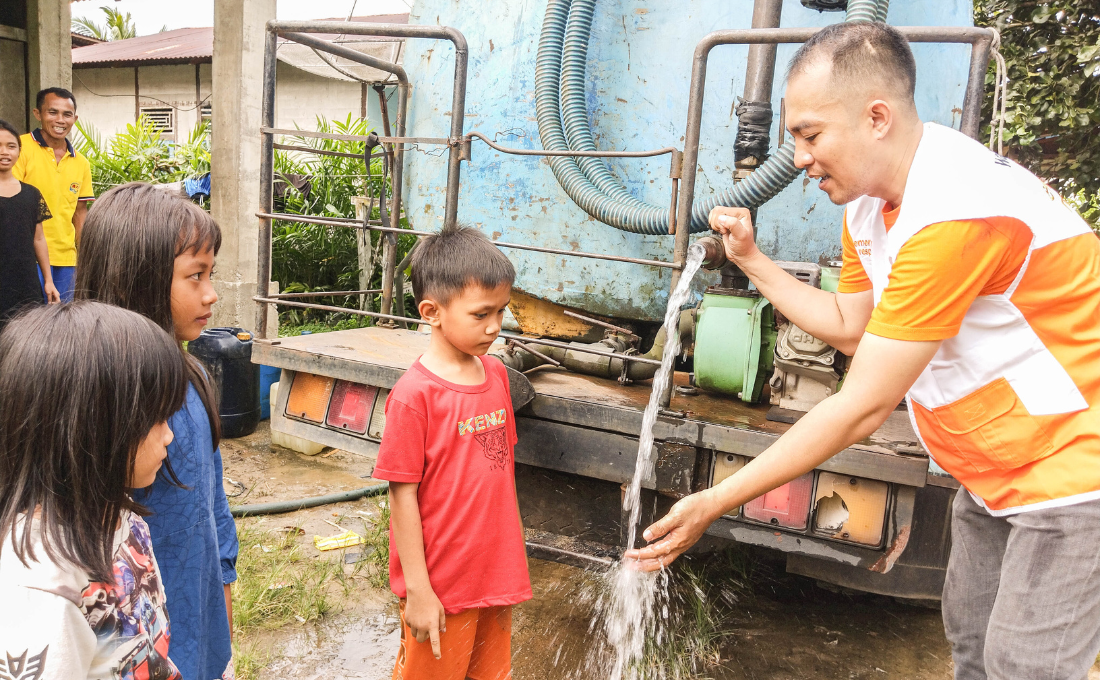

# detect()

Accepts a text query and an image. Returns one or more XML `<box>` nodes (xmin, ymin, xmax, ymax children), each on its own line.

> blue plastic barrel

<box><xmin>259</xmin><ymin>365</ymin><xmax>281</xmax><ymax>419</ymax></box>
<box><xmin>188</xmin><ymin>327</ymin><xmax>262</xmax><ymax>438</ymax></box>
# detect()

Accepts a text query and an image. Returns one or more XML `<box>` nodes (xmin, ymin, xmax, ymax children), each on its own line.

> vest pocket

<box><xmin>926</xmin><ymin>377</ymin><xmax>1054</xmax><ymax>472</ymax></box>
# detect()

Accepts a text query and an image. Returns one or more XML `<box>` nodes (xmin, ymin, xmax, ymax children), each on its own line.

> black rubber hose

<box><xmin>231</xmin><ymin>482</ymin><xmax>389</xmax><ymax>517</ymax></box>
<box><xmin>733</xmin><ymin>99</ymin><xmax>774</xmax><ymax>163</ymax></box>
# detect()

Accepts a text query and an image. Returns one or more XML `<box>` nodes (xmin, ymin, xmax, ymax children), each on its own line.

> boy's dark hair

<box><xmin>0</xmin><ymin>302</ymin><xmax>188</xmax><ymax>582</ymax></box>
<box><xmin>35</xmin><ymin>87</ymin><xmax>77</xmax><ymax>111</ymax></box>
<box><xmin>410</xmin><ymin>223</ymin><xmax>515</xmax><ymax>306</ymax></box>
<box><xmin>0</xmin><ymin>119</ymin><xmax>21</xmax><ymax>146</ymax></box>
<box><xmin>75</xmin><ymin>182</ymin><xmax>224</xmax><ymax>447</ymax></box>
<box><xmin>787</xmin><ymin>22</ymin><xmax>916</xmax><ymax>105</ymax></box>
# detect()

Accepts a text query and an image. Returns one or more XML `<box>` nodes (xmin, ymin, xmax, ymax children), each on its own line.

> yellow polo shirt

<box><xmin>13</xmin><ymin>130</ymin><xmax>94</xmax><ymax>267</ymax></box>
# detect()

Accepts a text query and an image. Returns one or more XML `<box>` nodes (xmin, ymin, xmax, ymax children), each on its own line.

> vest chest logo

<box><xmin>964</xmin><ymin>403</ymin><xmax>987</xmax><ymax>422</ymax></box>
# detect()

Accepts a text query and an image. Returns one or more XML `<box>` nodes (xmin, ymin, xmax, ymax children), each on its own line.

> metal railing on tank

<box><xmin>253</xmin><ymin>21</ymin><xmax>994</xmax><ymax>385</ymax></box>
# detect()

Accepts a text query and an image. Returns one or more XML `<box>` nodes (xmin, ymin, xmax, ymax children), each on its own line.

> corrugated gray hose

<box><xmin>534</xmin><ymin>0</ymin><xmax>889</xmax><ymax>235</ymax></box>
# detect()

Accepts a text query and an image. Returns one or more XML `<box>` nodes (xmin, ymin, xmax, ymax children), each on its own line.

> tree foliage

<box><xmin>974</xmin><ymin>1</ymin><xmax>1100</xmax><ymax>226</ymax></box>
<box><xmin>74</xmin><ymin>116</ymin><xmax>210</xmax><ymax>192</ymax></box>
<box><xmin>72</xmin><ymin>6</ymin><xmax>138</xmax><ymax>42</ymax></box>
<box><xmin>74</xmin><ymin>115</ymin><xmax>415</xmax><ymax>329</ymax></box>
<box><xmin>272</xmin><ymin>115</ymin><xmax>416</xmax><ymax>326</ymax></box>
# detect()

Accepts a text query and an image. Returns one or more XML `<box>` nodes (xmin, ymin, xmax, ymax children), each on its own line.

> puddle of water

<box><xmin>263</xmin><ymin>606</ymin><xmax>401</xmax><ymax>679</ymax></box>
<box><xmin>596</xmin><ymin>244</ymin><xmax>707</xmax><ymax>680</ymax></box>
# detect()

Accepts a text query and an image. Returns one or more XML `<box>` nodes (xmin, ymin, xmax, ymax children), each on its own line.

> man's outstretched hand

<box><xmin>708</xmin><ymin>206</ymin><xmax>760</xmax><ymax>264</ymax></box>
<box><xmin>622</xmin><ymin>489</ymin><xmax>726</xmax><ymax>572</ymax></box>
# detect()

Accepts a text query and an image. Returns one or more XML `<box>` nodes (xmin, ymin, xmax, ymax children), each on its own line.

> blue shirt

<box><xmin>134</xmin><ymin>384</ymin><xmax>238</xmax><ymax>680</ymax></box>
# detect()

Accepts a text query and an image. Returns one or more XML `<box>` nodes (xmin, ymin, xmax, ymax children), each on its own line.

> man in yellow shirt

<box><xmin>14</xmin><ymin>88</ymin><xmax>95</xmax><ymax>301</ymax></box>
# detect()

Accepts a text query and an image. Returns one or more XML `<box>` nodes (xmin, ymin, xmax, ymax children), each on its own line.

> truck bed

<box><xmin>253</xmin><ymin>326</ymin><xmax>933</xmax><ymax>488</ymax></box>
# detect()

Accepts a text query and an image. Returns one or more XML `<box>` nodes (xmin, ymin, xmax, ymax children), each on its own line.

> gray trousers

<box><xmin>942</xmin><ymin>487</ymin><xmax>1100</xmax><ymax>680</ymax></box>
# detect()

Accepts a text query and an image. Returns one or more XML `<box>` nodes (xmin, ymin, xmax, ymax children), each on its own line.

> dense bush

<box><xmin>75</xmin><ymin>115</ymin><xmax>416</xmax><ymax>329</ymax></box>
<box><xmin>975</xmin><ymin>0</ymin><xmax>1100</xmax><ymax>227</ymax></box>
<box><xmin>75</xmin><ymin>116</ymin><xmax>210</xmax><ymax>196</ymax></box>
<box><xmin>270</xmin><ymin>115</ymin><xmax>416</xmax><ymax>328</ymax></box>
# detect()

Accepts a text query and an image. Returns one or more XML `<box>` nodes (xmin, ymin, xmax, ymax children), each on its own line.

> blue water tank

<box><xmin>400</xmin><ymin>0</ymin><xmax>974</xmax><ymax>322</ymax></box>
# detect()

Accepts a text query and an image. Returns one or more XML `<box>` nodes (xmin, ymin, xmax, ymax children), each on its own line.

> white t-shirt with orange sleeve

<box><xmin>838</xmin><ymin>204</ymin><xmax>1033</xmax><ymax>342</ymax></box>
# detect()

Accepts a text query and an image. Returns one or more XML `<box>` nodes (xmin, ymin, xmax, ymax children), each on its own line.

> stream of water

<box><xmin>596</xmin><ymin>243</ymin><xmax>707</xmax><ymax>680</ymax></box>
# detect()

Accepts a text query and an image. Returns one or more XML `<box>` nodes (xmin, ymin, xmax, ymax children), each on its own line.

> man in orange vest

<box><xmin>627</xmin><ymin>22</ymin><xmax>1100</xmax><ymax>679</ymax></box>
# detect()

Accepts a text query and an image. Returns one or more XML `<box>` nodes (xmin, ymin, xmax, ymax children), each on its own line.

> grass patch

<box><xmin>229</xmin><ymin>497</ymin><xmax>392</xmax><ymax>679</ymax></box>
<box><xmin>230</xmin><ymin>523</ymin><xmax>346</xmax><ymax>679</ymax></box>
<box><xmin>278</xmin><ymin>317</ymin><xmax>373</xmax><ymax>337</ymax></box>
<box><xmin>231</xmin><ymin>638</ymin><xmax>269</xmax><ymax>680</ymax></box>
<box><xmin>635</xmin><ymin>546</ymin><xmax>758</xmax><ymax>679</ymax></box>
<box><xmin>354</xmin><ymin>498</ymin><xmax>391</xmax><ymax>589</ymax></box>
<box><xmin>233</xmin><ymin>523</ymin><xmax>344</xmax><ymax>631</ymax></box>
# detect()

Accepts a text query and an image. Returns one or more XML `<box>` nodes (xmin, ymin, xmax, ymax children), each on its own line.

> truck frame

<box><xmin>250</xmin><ymin>20</ymin><xmax>994</xmax><ymax>601</ymax></box>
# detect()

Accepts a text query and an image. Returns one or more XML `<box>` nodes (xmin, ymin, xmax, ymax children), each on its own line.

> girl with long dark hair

<box><xmin>0</xmin><ymin>301</ymin><xmax>188</xmax><ymax>678</ymax></box>
<box><xmin>75</xmin><ymin>182</ymin><xmax>238</xmax><ymax>680</ymax></box>
<box><xmin>0</xmin><ymin>118</ymin><xmax>59</xmax><ymax>327</ymax></box>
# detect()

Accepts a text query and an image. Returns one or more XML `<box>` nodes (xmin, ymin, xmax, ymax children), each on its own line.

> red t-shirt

<box><xmin>373</xmin><ymin>355</ymin><xmax>532</xmax><ymax>613</ymax></box>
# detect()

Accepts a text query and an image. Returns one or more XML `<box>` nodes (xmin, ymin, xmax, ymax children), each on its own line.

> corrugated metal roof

<box><xmin>73</xmin><ymin>27</ymin><xmax>213</xmax><ymax>66</ymax></box>
<box><xmin>72</xmin><ymin>15</ymin><xmax>409</xmax><ymax>68</ymax></box>
<box><xmin>71</xmin><ymin>32</ymin><xmax>105</xmax><ymax>48</ymax></box>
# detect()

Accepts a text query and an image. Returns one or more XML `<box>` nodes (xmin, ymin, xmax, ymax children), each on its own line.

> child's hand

<box><xmin>406</xmin><ymin>589</ymin><xmax>447</xmax><ymax>659</ymax></box>
<box><xmin>43</xmin><ymin>282</ymin><xmax>60</xmax><ymax>304</ymax></box>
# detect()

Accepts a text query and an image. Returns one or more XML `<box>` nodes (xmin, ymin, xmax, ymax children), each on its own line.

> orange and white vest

<box><xmin>846</xmin><ymin>122</ymin><xmax>1100</xmax><ymax>515</ymax></box>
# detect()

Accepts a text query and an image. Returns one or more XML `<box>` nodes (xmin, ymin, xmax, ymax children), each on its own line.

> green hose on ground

<box><xmin>231</xmin><ymin>482</ymin><xmax>389</xmax><ymax>517</ymax></box>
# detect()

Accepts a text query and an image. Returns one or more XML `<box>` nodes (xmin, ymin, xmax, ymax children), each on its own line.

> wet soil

<box><xmin>222</xmin><ymin>425</ymin><xmax>1100</xmax><ymax>679</ymax></box>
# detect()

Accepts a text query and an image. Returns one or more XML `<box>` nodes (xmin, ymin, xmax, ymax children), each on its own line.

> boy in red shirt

<box><xmin>374</xmin><ymin>224</ymin><xmax>532</xmax><ymax>680</ymax></box>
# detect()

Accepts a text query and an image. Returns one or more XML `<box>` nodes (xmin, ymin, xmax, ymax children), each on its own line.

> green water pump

<box><xmin>691</xmin><ymin>235</ymin><xmax>841</xmax><ymax>405</ymax></box>
<box><xmin>694</xmin><ymin>290</ymin><xmax>777</xmax><ymax>403</ymax></box>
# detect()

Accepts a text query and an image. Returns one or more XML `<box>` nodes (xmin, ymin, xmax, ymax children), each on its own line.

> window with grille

<box><xmin>200</xmin><ymin>103</ymin><xmax>212</xmax><ymax>121</ymax></box>
<box><xmin>139</xmin><ymin>107</ymin><xmax>174</xmax><ymax>133</ymax></box>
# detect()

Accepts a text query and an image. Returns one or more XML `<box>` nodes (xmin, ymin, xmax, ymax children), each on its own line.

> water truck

<box><xmin>251</xmin><ymin>0</ymin><xmax>995</xmax><ymax>601</ymax></box>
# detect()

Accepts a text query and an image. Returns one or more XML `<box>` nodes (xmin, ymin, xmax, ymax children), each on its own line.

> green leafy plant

<box><xmin>975</xmin><ymin>1</ymin><xmax>1100</xmax><ymax>228</ymax></box>
<box><xmin>271</xmin><ymin>114</ymin><xmax>416</xmax><ymax>328</ymax></box>
<box><xmin>74</xmin><ymin>114</ymin><xmax>416</xmax><ymax>329</ymax></box>
<box><xmin>72</xmin><ymin>6</ymin><xmax>138</xmax><ymax>41</ymax></box>
<box><xmin>74</xmin><ymin>116</ymin><xmax>210</xmax><ymax>192</ymax></box>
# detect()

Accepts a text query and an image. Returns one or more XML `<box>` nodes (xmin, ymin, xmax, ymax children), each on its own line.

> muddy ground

<box><xmin>222</xmin><ymin>424</ymin><xmax>1100</xmax><ymax>679</ymax></box>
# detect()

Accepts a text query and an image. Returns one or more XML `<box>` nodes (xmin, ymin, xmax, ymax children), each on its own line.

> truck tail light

<box><xmin>711</xmin><ymin>453</ymin><xmax>746</xmax><ymax>517</ymax></box>
<box><xmin>367</xmin><ymin>388</ymin><xmax>390</xmax><ymax>439</ymax></box>
<box><xmin>326</xmin><ymin>381</ymin><xmax>377</xmax><ymax>434</ymax></box>
<box><xmin>743</xmin><ymin>472</ymin><xmax>814</xmax><ymax>530</ymax></box>
<box><xmin>812</xmin><ymin>472</ymin><xmax>888</xmax><ymax>546</ymax></box>
<box><xmin>286</xmin><ymin>372</ymin><xmax>335</xmax><ymax>422</ymax></box>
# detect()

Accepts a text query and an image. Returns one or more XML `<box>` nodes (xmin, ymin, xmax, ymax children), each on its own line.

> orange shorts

<box><xmin>391</xmin><ymin>600</ymin><xmax>512</xmax><ymax>680</ymax></box>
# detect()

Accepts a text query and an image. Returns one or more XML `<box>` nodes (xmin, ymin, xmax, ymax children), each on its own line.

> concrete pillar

<box><xmin>25</xmin><ymin>0</ymin><xmax>71</xmax><ymax>123</ymax></box>
<box><xmin>210</xmin><ymin>0</ymin><xmax>276</xmax><ymax>334</ymax></box>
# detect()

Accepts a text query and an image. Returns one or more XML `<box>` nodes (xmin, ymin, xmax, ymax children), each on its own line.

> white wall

<box><xmin>72</xmin><ymin>66</ymin><xmax>136</xmax><ymax>139</ymax></box>
<box><xmin>73</xmin><ymin>63</ymin><xmax>212</xmax><ymax>141</ymax></box>
<box><xmin>274</xmin><ymin>61</ymin><xmax>392</xmax><ymax>132</ymax></box>
<box><xmin>73</xmin><ymin>61</ymin><xmax>395</xmax><ymax>143</ymax></box>
<box><xmin>137</xmin><ymin>63</ymin><xmax>210</xmax><ymax>141</ymax></box>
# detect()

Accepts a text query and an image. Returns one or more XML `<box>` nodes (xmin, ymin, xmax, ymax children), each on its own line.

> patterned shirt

<box><xmin>0</xmin><ymin>511</ymin><xmax>181</xmax><ymax>679</ymax></box>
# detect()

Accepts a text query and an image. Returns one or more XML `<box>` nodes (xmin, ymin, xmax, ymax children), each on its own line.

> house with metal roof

<box><xmin>71</xmin><ymin>15</ymin><xmax>406</xmax><ymax>141</ymax></box>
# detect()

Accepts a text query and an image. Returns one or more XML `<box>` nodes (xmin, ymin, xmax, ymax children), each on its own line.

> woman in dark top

<box><xmin>0</xmin><ymin>119</ymin><xmax>59</xmax><ymax>327</ymax></box>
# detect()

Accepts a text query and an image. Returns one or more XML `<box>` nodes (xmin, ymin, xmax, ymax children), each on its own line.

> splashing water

<box><xmin>598</xmin><ymin>242</ymin><xmax>707</xmax><ymax>680</ymax></box>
